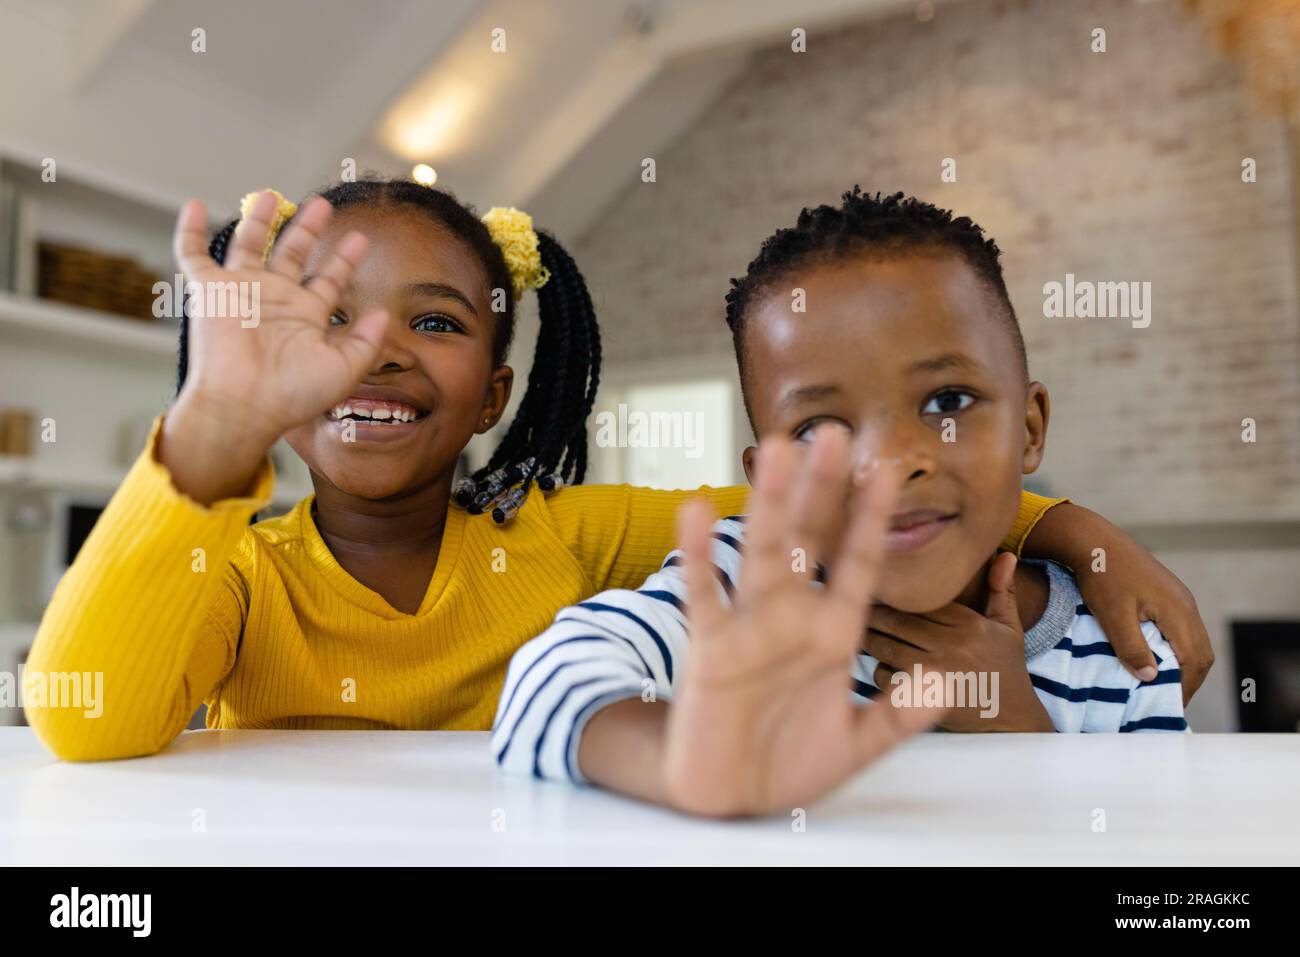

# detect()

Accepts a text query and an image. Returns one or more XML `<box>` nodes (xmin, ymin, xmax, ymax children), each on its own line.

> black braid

<box><xmin>724</xmin><ymin>187</ymin><xmax>1025</xmax><ymax>416</ymax></box>
<box><xmin>173</xmin><ymin>178</ymin><xmax>602</xmax><ymax>522</ymax></box>
<box><xmin>473</xmin><ymin>231</ymin><xmax>601</xmax><ymax>508</ymax></box>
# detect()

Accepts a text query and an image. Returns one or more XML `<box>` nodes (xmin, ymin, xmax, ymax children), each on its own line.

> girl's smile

<box><xmin>323</xmin><ymin>385</ymin><xmax>433</xmax><ymax>444</ymax></box>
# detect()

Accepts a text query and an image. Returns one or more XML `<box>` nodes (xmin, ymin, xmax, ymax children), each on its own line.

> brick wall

<box><xmin>572</xmin><ymin>0</ymin><xmax>1300</xmax><ymax>524</ymax></box>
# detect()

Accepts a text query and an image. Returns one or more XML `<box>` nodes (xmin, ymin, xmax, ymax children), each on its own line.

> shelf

<box><xmin>0</xmin><ymin>291</ymin><xmax>178</xmax><ymax>360</ymax></box>
<box><xmin>0</xmin><ymin>455</ymin><xmax>311</xmax><ymax>507</ymax></box>
<box><xmin>0</xmin><ymin>455</ymin><xmax>123</xmax><ymax>494</ymax></box>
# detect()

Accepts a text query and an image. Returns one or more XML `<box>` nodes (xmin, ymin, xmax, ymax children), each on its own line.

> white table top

<box><xmin>1</xmin><ymin>727</ymin><xmax>1295</xmax><ymax>866</ymax></box>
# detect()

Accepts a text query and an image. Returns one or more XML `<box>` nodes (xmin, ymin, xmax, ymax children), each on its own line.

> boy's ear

<box><xmin>477</xmin><ymin>365</ymin><xmax>514</xmax><ymax>434</ymax></box>
<box><xmin>1022</xmin><ymin>381</ymin><xmax>1049</xmax><ymax>474</ymax></box>
<box><xmin>742</xmin><ymin>445</ymin><xmax>758</xmax><ymax>486</ymax></box>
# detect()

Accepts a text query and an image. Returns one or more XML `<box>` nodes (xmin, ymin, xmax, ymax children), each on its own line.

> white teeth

<box><xmin>328</xmin><ymin>402</ymin><xmax>422</xmax><ymax>422</ymax></box>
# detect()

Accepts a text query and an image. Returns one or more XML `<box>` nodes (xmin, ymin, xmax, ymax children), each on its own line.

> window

<box><xmin>591</xmin><ymin>377</ymin><xmax>739</xmax><ymax>490</ymax></box>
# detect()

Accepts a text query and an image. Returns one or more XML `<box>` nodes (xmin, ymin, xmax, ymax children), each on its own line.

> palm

<box><xmin>173</xmin><ymin>191</ymin><xmax>389</xmax><ymax>436</ymax></box>
<box><xmin>667</xmin><ymin>596</ymin><xmax>889</xmax><ymax>811</ymax></box>
<box><xmin>661</xmin><ymin>432</ymin><xmax>943</xmax><ymax>817</ymax></box>
<box><xmin>185</xmin><ymin>266</ymin><xmax>367</xmax><ymax>424</ymax></box>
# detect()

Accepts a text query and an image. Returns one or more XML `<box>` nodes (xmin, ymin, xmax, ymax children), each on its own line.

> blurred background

<box><xmin>0</xmin><ymin>0</ymin><xmax>1297</xmax><ymax>732</ymax></box>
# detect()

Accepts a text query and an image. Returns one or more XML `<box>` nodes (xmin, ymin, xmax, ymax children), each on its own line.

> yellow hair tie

<box><xmin>238</xmin><ymin>189</ymin><xmax>299</xmax><ymax>262</ymax></box>
<box><xmin>481</xmin><ymin>206</ymin><xmax>550</xmax><ymax>299</ymax></box>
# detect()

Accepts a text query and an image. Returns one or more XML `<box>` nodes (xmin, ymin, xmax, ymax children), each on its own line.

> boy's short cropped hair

<box><xmin>723</xmin><ymin>188</ymin><xmax>1028</xmax><ymax>417</ymax></box>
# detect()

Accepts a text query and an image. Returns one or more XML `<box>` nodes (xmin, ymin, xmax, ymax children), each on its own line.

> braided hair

<box><xmin>723</xmin><ymin>187</ymin><xmax>1025</xmax><ymax>415</ymax></box>
<box><xmin>176</xmin><ymin>178</ymin><xmax>601</xmax><ymax>522</ymax></box>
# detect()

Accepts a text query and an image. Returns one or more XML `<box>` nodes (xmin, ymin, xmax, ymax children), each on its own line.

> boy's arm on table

<box><xmin>491</xmin><ymin>520</ymin><xmax>739</xmax><ymax>799</ymax></box>
<box><xmin>23</xmin><ymin>411</ymin><xmax>267</xmax><ymax>761</ymax></box>
<box><xmin>1019</xmin><ymin>499</ymin><xmax>1213</xmax><ymax>704</ymax></box>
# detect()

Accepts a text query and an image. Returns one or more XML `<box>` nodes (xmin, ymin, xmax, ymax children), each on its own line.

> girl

<box><xmin>24</xmin><ymin>179</ymin><xmax>1209</xmax><ymax>761</ymax></box>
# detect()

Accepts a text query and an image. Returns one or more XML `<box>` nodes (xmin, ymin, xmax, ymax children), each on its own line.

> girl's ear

<box><xmin>741</xmin><ymin>445</ymin><xmax>758</xmax><ymax>486</ymax></box>
<box><xmin>1022</xmin><ymin>381</ymin><xmax>1049</xmax><ymax>474</ymax></box>
<box><xmin>477</xmin><ymin>365</ymin><xmax>514</xmax><ymax>434</ymax></box>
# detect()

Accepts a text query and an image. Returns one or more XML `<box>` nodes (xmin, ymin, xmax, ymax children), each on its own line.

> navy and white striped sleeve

<box><xmin>1116</xmin><ymin>621</ymin><xmax>1188</xmax><ymax>732</ymax></box>
<box><xmin>490</xmin><ymin>517</ymin><xmax>746</xmax><ymax>783</ymax></box>
<box><xmin>1031</xmin><ymin>614</ymin><xmax>1189</xmax><ymax>732</ymax></box>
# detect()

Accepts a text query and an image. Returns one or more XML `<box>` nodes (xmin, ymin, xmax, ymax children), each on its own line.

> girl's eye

<box><xmin>922</xmin><ymin>389</ymin><xmax>976</xmax><ymax>416</ymax></box>
<box><xmin>413</xmin><ymin>314</ymin><xmax>462</xmax><ymax>334</ymax></box>
<box><xmin>329</xmin><ymin>312</ymin><xmax>347</xmax><ymax>326</ymax></box>
<box><xmin>794</xmin><ymin>418</ymin><xmax>852</xmax><ymax>443</ymax></box>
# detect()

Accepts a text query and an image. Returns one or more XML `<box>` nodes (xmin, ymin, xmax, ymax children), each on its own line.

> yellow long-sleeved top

<box><xmin>25</xmin><ymin>415</ymin><xmax>1063</xmax><ymax>761</ymax></box>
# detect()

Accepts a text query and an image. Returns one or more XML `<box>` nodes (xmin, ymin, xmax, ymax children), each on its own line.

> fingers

<box><xmin>824</xmin><ymin>459</ymin><xmax>902</xmax><ymax>643</ymax></box>
<box><xmin>1095</xmin><ymin>602</ymin><xmax>1158</xmax><ymax>683</ymax></box>
<box><xmin>266</xmin><ymin>196</ymin><xmax>333</xmax><ymax>281</ymax></box>
<box><xmin>224</xmin><ymin>190</ymin><xmax>280</xmax><ymax>271</ymax></box>
<box><xmin>331</xmin><ymin>308</ymin><xmax>389</xmax><ymax>385</ymax></box>
<box><xmin>851</xmin><ymin>670</ymin><xmax>946</xmax><ymax>767</ymax></box>
<box><xmin>173</xmin><ymin>200</ymin><xmax>218</xmax><ymax>279</ymax></box>
<box><xmin>1149</xmin><ymin>604</ymin><xmax>1214</xmax><ymax>705</ymax></box>
<box><xmin>678</xmin><ymin>497</ymin><xmax>725</xmax><ymax>636</ymax></box>
<box><xmin>866</xmin><ymin>605</ymin><xmax>945</xmax><ymax>652</ymax></box>
<box><xmin>785</xmin><ymin>425</ymin><xmax>853</xmax><ymax>579</ymax></box>
<box><xmin>862</xmin><ymin>629</ymin><xmax>925</xmax><ymax>671</ymax></box>
<box><xmin>735</xmin><ymin>438</ymin><xmax>796</xmax><ymax>600</ymax></box>
<box><xmin>304</xmin><ymin>231</ymin><xmax>371</xmax><ymax>316</ymax></box>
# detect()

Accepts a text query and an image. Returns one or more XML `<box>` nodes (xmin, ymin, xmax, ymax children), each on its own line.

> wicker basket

<box><xmin>38</xmin><ymin>241</ymin><xmax>163</xmax><ymax>321</ymax></box>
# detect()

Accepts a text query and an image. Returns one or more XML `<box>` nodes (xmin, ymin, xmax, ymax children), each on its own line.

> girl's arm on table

<box><xmin>24</xmin><ymin>410</ymin><xmax>269</xmax><ymax>760</ymax></box>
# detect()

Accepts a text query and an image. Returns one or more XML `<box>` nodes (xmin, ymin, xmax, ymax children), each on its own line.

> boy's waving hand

<box><xmin>662</xmin><ymin>427</ymin><xmax>944</xmax><ymax>818</ymax></box>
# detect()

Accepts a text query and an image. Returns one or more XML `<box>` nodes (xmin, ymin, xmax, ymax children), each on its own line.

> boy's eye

<box><xmin>329</xmin><ymin>311</ymin><xmax>347</xmax><ymax>326</ymax></box>
<box><xmin>921</xmin><ymin>389</ymin><xmax>976</xmax><ymax>416</ymax></box>
<box><xmin>413</xmin><ymin>313</ymin><xmax>462</xmax><ymax>334</ymax></box>
<box><xmin>794</xmin><ymin>418</ymin><xmax>851</xmax><ymax>443</ymax></box>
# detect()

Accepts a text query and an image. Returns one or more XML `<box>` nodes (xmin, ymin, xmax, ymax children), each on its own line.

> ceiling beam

<box><xmin>66</xmin><ymin>0</ymin><xmax>159</xmax><ymax>92</ymax></box>
<box><xmin>482</xmin><ymin>0</ymin><xmax>908</xmax><ymax>211</ymax></box>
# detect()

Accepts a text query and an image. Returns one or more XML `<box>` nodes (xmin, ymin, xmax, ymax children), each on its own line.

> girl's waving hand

<box><xmin>172</xmin><ymin>191</ymin><xmax>390</xmax><ymax>441</ymax></box>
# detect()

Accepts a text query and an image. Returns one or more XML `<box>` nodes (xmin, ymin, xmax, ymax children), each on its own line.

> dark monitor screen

<box><xmin>63</xmin><ymin>503</ymin><xmax>105</xmax><ymax>566</ymax></box>
<box><xmin>1233</xmin><ymin>621</ymin><xmax>1300</xmax><ymax>733</ymax></box>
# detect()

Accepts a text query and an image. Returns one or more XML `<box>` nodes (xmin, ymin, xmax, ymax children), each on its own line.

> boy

<box><xmin>492</xmin><ymin>189</ymin><xmax>1187</xmax><ymax>816</ymax></box>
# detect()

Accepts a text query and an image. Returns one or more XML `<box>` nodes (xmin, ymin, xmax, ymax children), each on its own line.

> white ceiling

<box><xmin>0</xmin><ymin>0</ymin><xmax>917</xmax><ymax>239</ymax></box>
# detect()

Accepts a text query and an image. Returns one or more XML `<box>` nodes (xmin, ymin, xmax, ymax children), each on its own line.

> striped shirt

<box><xmin>492</xmin><ymin>516</ymin><xmax>1189</xmax><ymax>783</ymax></box>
